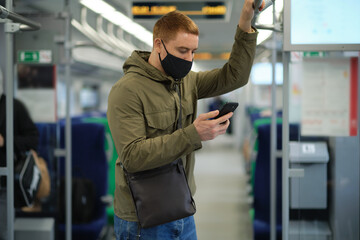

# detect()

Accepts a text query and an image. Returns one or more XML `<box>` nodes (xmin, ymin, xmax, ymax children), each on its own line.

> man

<box><xmin>107</xmin><ymin>0</ymin><xmax>264</xmax><ymax>239</ymax></box>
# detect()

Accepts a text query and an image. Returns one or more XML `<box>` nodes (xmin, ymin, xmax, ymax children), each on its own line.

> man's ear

<box><xmin>153</xmin><ymin>38</ymin><xmax>162</xmax><ymax>53</ymax></box>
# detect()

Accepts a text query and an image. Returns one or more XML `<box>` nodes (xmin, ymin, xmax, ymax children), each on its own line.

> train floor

<box><xmin>194</xmin><ymin>135</ymin><xmax>253</xmax><ymax>240</ymax></box>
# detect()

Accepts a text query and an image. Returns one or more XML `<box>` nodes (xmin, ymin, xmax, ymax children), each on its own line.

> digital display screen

<box><xmin>284</xmin><ymin>0</ymin><xmax>360</xmax><ymax>51</ymax></box>
<box><xmin>132</xmin><ymin>1</ymin><xmax>226</xmax><ymax>20</ymax></box>
<box><xmin>17</xmin><ymin>64</ymin><xmax>55</xmax><ymax>89</ymax></box>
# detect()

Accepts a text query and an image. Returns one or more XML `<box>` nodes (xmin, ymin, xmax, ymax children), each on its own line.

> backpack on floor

<box><xmin>59</xmin><ymin>177</ymin><xmax>96</xmax><ymax>224</ymax></box>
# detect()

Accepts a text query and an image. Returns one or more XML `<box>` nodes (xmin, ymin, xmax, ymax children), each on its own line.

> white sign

<box><xmin>302</xmin><ymin>144</ymin><xmax>316</xmax><ymax>154</ymax></box>
<box><xmin>297</xmin><ymin>58</ymin><xmax>358</xmax><ymax>136</ymax></box>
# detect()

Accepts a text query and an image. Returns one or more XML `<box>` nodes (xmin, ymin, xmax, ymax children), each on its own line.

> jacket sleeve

<box><xmin>193</xmin><ymin>26</ymin><xmax>258</xmax><ymax>99</ymax></box>
<box><xmin>107</xmin><ymin>83</ymin><xmax>202</xmax><ymax>173</ymax></box>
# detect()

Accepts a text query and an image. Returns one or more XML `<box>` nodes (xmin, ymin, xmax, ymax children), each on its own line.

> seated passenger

<box><xmin>0</xmin><ymin>70</ymin><xmax>39</xmax><ymax>240</ymax></box>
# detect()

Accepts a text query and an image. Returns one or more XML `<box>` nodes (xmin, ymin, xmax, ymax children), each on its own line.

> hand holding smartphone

<box><xmin>214</xmin><ymin>102</ymin><xmax>238</xmax><ymax>123</ymax></box>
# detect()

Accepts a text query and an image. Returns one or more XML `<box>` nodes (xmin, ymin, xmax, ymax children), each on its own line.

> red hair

<box><xmin>153</xmin><ymin>11</ymin><xmax>199</xmax><ymax>42</ymax></box>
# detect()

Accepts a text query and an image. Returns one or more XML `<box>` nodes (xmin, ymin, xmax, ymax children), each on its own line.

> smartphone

<box><xmin>214</xmin><ymin>102</ymin><xmax>239</xmax><ymax>121</ymax></box>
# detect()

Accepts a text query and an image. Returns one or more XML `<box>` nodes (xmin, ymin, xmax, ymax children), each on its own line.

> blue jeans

<box><xmin>114</xmin><ymin>215</ymin><xmax>197</xmax><ymax>240</ymax></box>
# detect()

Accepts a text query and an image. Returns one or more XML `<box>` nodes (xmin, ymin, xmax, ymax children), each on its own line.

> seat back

<box><xmin>58</xmin><ymin>122</ymin><xmax>108</xmax><ymax>240</ymax></box>
<box><xmin>253</xmin><ymin>123</ymin><xmax>299</xmax><ymax>239</ymax></box>
<box><xmin>82</xmin><ymin>116</ymin><xmax>118</xmax><ymax>224</ymax></box>
<box><xmin>253</xmin><ymin>123</ymin><xmax>283</xmax><ymax>225</ymax></box>
<box><xmin>35</xmin><ymin>123</ymin><xmax>57</xmax><ymax>172</ymax></box>
<box><xmin>60</xmin><ymin>122</ymin><xmax>108</xmax><ymax>219</ymax></box>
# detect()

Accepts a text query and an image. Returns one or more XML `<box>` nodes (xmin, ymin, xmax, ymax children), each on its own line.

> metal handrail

<box><xmin>255</xmin><ymin>23</ymin><xmax>282</xmax><ymax>32</ymax></box>
<box><xmin>0</xmin><ymin>5</ymin><xmax>41</xmax><ymax>30</ymax></box>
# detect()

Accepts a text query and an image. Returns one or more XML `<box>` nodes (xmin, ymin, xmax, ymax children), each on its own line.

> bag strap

<box><xmin>121</xmin><ymin>81</ymin><xmax>183</xmax><ymax>172</ymax></box>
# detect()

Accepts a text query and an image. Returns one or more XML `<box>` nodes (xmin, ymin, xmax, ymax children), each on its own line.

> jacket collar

<box><xmin>123</xmin><ymin>51</ymin><xmax>183</xmax><ymax>91</ymax></box>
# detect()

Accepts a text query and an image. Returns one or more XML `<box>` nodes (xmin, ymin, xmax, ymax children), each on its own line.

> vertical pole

<box><xmin>270</xmin><ymin>2</ymin><xmax>277</xmax><ymax>240</ymax></box>
<box><xmin>282</xmin><ymin>51</ymin><xmax>290</xmax><ymax>240</ymax></box>
<box><xmin>64</xmin><ymin>2</ymin><xmax>72</xmax><ymax>240</ymax></box>
<box><xmin>270</xmin><ymin>13</ymin><xmax>277</xmax><ymax>240</ymax></box>
<box><xmin>5</xmin><ymin>1</ymin><xmax>15</xmax><ymax>239</ymax></box>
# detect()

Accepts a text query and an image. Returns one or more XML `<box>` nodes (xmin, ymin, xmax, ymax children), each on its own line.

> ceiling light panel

<box><xmin>80</xmin><ymin>0</ymin><xmax>153</xmax><ymax>47</ymax></box>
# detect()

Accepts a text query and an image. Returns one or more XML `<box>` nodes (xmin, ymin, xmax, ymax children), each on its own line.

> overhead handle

<box><xmin>0</xmin><ymin>5</ymin><xmax>41</xmax><ymax>31</ymax></box>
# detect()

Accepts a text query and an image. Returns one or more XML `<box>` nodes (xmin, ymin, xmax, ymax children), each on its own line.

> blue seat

<box><xmin>253</xmin><ymin>123</ymin><xmax>299</xmax><ymax>240</ymax></box>
<box><xmin>59</xmin><ymin>112</ymin><xmax>107</xmax><ymax>124</ymax></box>
<box><xmin>34</xmin><ymin>123</ymin><xmax>58</xmax><ymax>213</ymax></box>
<box><xmin>81</xmin><ymin>116</ymin><xmax>118</xmax><ymax>225</ymax></box>
<box><xmin>58</xmin><ymin>122</ymin><xmax>108</xmax><ymax>240</ymax></box>
<box><xmin>35</xmin><ymin>123</ymin><xmax>57</xmax><ymax>170</ymax></box>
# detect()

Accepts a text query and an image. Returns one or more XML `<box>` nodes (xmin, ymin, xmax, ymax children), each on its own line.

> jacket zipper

<box><xmin>175</xmin><ymin>81</ymin><xmax>182</xmax><ymax>129</ymax></box>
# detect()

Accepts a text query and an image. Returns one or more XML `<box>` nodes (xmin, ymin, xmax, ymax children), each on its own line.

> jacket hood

<box><xmin>123</xmin><ymin>51</ymin><xmax>179</xmax><ymax>89</ymax></box>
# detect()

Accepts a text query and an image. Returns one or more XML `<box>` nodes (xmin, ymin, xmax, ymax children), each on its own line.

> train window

<box><xmin>250</xmin><ymin>62</ymin><xmax>283</xmax><ymax>85</ymax></box>
<box><xmin>80</xmin><ymin>85</ymin><xmax>99</xmax><ymax>111</ymax></box>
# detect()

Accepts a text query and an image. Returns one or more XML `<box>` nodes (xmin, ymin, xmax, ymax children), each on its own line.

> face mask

<box><xmin>158</xmin><ymin>40</ymin><xmax>193</xmax><ymax>80</ymax></box>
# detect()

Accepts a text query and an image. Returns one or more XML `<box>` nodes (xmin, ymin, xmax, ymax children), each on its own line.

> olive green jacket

<box><xmin>107</xmin><ymin>26</ymin><xmax>258</xmax><ymax>221</ymax></box>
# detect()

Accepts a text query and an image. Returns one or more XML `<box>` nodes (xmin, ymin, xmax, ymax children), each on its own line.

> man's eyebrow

<box><xmin>177</xmin><ymin>46</ymin><xmax>198</xmax><ymax>51</ymax></box>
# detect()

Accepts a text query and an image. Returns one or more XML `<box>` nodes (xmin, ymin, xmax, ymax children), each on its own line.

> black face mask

<box><xmin>158</xmin><ymin>40</ymin><xmax>193</xmax><ymax>80</ymax></box>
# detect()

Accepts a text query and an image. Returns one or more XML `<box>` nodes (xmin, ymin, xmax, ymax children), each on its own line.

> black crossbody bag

<box><xmin>122</xmin><ymin>83</ymin><xmax>196</xmax><ymax>228</ymax></box>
